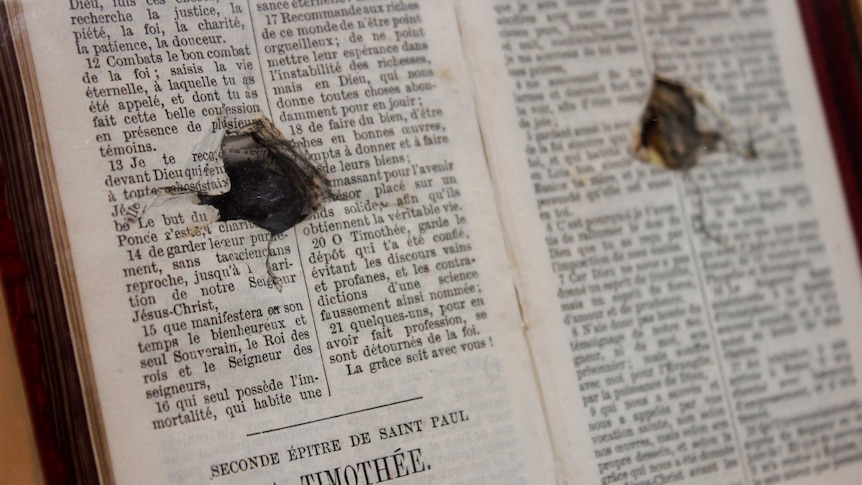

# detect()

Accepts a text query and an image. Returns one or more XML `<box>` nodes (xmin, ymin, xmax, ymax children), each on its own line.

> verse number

<box><xmin>312</xmin><ymin>234</ymin><xmax>342</xmax><ymax>249</ymax></box>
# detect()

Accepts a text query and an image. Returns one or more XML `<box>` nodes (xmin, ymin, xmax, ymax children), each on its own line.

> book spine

<box><xmin>0</xmin><ymin>4</ymin><xmax>98</xmax><ymax>482</ymax></box>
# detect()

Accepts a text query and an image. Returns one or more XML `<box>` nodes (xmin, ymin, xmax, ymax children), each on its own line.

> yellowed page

<box><xmin>15</xmin><ymin>0</ymin><xmax>553</xmax><ymax>482</ymax></box>
<box><xmin>461</xmin><ymin>1</ymin><xmax>862</xmax><ymax>484</ymax></box>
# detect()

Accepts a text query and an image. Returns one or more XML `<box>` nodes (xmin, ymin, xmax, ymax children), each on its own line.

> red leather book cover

<box><xmin>798</xmin><ymin>0</ymin><xmax>862</xmax><ymax>258</ymax></box>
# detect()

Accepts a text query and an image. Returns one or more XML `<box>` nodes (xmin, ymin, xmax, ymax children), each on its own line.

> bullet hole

<box><xmin>192</xmin><ymin>117</ymin><xmax>331</xmax><ymax>290</ymax></box>
<box><xmin>633</xmin><ymin>75</ymin><xmax>756</xmax><ymax>171</ymax></box>
<box><xmin>198</xmin><ymin>117</ymin><xmax>331</xmax><ymax>236</ymax></box>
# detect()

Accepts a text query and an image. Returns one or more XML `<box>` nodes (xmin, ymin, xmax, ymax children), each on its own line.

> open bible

<box><xmin>3</xmin><ymin>0</ymin><xmax>862</xmax><ymax>484</ymax></box>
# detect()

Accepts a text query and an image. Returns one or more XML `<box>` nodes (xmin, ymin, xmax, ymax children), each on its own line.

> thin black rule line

<box><xmin>247</xmin><ymin>0</ymin><xmax>331</xmax><ymax>396</ymax></box>
<box><xmin>292</xmin><ymin>228</ymin><xmax>332</xmax><ymax>396</ymax></box>
<box><xmin>672</xmin><ymin>177</ymin><xmax>752</xmax><ymax>485</ymax></box>
<box><xmin>247</xmin><ymin>396</ymin><xmax>424</xmax><ymax>437</ymax></box>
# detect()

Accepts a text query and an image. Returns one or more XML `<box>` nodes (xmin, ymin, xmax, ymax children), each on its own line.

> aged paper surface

<box><xmin>461</xmin><ymin>1</ymin><xmax>862</xmax><ymax>484</ymax></box>
<box><xmin>18</xmin><ymin>1</ymin><xmax>553</xmax><ymax>482</ymax></box>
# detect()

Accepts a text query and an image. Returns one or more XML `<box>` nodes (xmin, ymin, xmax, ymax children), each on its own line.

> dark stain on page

<box><xmin>198</xmin><ymin>117</ymin><xmax>331</xmax><ymax>235</ymax></box>
<box><xmin>633</xmin><ymin>75</ymin><xmax>756</xmax><ymax>171</ymax></box>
